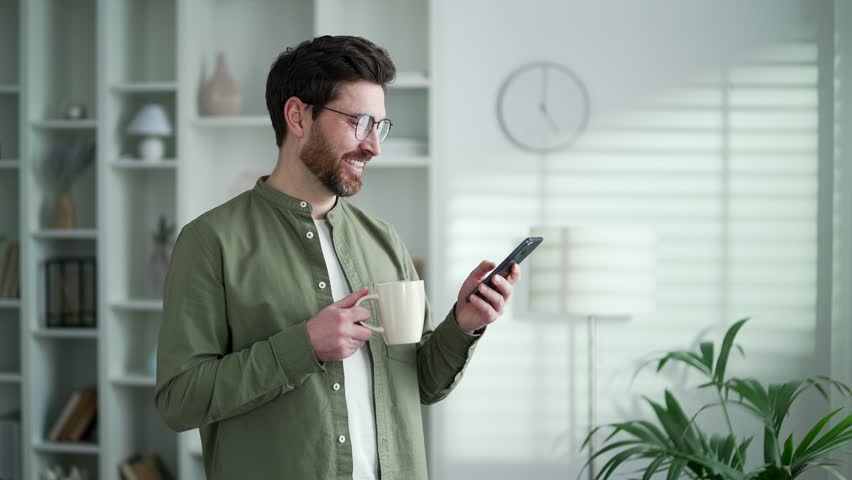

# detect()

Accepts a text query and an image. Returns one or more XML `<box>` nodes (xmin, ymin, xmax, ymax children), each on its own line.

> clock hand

<box><xmin>540</xmin><ymin>66</ymin><xmax>559</xmax><ymax>133</ymax></box>
<box><xmin>540</xmin><ymin>102</ymin><xmax>559</xmax><ymax>133</ymax></box>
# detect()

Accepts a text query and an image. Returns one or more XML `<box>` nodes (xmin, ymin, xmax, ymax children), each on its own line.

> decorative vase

<box><xmin>149</xmin><ymin>243</ymin><xmax>171</xmax><ymax>298</ymax></box>
<box><xmin>200</xmin><ymin>52</ymin><xmax>242</xmax><ymax>116</ymax></box>
<box><xmin>54</xmin><ymin>192</ymin><xmax>76</xmax><ymax>229</ymax></box>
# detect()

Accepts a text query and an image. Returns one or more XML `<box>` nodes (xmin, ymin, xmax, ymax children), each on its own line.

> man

<box><xmin>155</xmin><ymin>36</ymin><xmax>520</xmax><ymax>480</ymax></box>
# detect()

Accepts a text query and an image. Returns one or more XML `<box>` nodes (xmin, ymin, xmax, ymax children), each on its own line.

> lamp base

<box><xmin>138</xmin><ymin>136</ymin><xmax>165</xmax><ymax>161</ymax></box>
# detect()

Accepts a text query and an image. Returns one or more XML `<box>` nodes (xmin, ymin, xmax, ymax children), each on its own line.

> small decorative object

<box><xmin>46</xmin><ymin>142</ymin><xmax>96</xmax><ymax>229</ymax></box>
<box><xmin>63</xmin><ymin>103</ymin><xmax>88</xmax><ymax>120</ymax></box>
<box><xmin>42</xmin><ymin>465</ymin><xmax>89</xmax><ymax>480</ymax></box>
<box><xmin>127</xmin><ymin>104</ymin><xmax>173</xmax><ymax>161</ymax></box>
<box><xmin>200</xmin><ymin>52</ymin><xmax>242</xmax><ymax>116</ymax></box>
<box><xmin>149</xmin><ymin>214</ymin><xmax>175</xmax><ymax>298</ymax></box>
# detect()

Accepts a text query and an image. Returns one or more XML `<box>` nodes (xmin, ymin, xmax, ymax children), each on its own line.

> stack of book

<box><xmin>119</xmin><ymin>454</ymin><xmax>172</xmax><ymax>480</ymax></box>
<box><xmin>0</xmin><ymin>241</ymin><xmax>19</xmax><ymax>298</ymax></box>
<box><xmin>45</xmin><ymin>257</ymin><xmax>97</xmax><ymax>327</ymax></box>
<box><xmin>0</xmin><ymin>412</ymin><xmax>21</xmax><ymax>480</ymax></box>
<box><xmin>46</xmin><ymin>388</ymin><xmax>98</xmax><ymax>443</ymax></box>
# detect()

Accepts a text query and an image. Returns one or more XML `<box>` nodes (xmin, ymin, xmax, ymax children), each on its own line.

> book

<box><xmin>47</xmin><ymin>390</ymin><xmax>82</xmax><ymax>442</ymax></box>
<box><xmin>5</xmin><ymin>242</ymin><xmax>19</xmax><ymax>298</ymax></box>
<box><xmin>0</xmin><ymin>242</ymin><xmax>12</xmax><ymax>298</ymax></box>
<box><xmin>119</xmin><ymin>454</ymin><xmax>171</xmax><ymax>480</ymax></box>
<box><xmin>61</xmin><ymin>388</ymin><xmax>97</xmax><ymax>442</ymax></box>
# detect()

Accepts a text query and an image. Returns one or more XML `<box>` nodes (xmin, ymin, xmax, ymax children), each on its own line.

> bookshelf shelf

<box><xmin>111</xmin><ymin>159</ymin><xmax>178</xmax><ymax>170</ymax></box>
<box><xmin>0</xmin><ymin>298</ymin><xmax>20</xmax><ymax>309</ymax></box>
<box><xmin>192</xmin><ymin>115</ymin><xmax>270</xmax><ymax>128</ymax></box>
<box><xmin>33</xmin><ymin>328</ymin><xmax>98</xmax><ymax>340</ymax></box>
<box><xmin>388</xmin><ymin>71</ymin><xmax>431</xmax><ymax>89</ymax></box>
<box><xmin>33</xmin><ymin>441</ymin><xmax>100</xmax><ymax>456</ymax></box>
<box><xmin>110</xmin><ymin>82</ymin><xmax>178</xmax><ymax>93</ymax></box>
<box><xmin>111</xmin><ymin>374</ymin><xmax>156</xmax><ymax>387</ymax></box>
<box><xmin>0</xmin><ymin>373</ymin><xmax>22</xmax><ymax>383</ymax></box>
<box><xmin>110</xmin><ymin>299</ymin><xmax>163</xmax><ymax>312</ymax></box>
<box><xmin>32</xmin><ymin>229</ymin><xmax>99</xmax><ymax>240</ymax></box>
<box><xmin>31</xmin><ymin>120</ymin><xmax>98</xmax><ymax>130</ymax></box>
<box><xmin>0</xmin><ymin>159</ymin><xmax>19</xmax><ymax>169</ymax></box>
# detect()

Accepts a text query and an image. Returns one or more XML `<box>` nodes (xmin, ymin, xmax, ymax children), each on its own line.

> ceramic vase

<box><xmin>201</xmin><ymin>52</ymin><xmax>242</xmax><ymax>116</ymax></box>
<box><xmin>53</xmin><ymin>192</ymin><xmax>76</xmax><ymax>229</ymax></box>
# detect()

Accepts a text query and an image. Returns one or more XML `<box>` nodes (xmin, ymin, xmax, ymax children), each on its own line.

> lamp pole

<box><xmin>587</xmin><ymin>315</ymin><xmax>597</xmax><ymax>480</ymax></box>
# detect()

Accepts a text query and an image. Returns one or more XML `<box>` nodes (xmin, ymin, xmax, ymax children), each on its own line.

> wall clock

<box><xmin>497</xmin><ymin>61</ymin><xmax>590</xmax><ymax>153</ymax></box>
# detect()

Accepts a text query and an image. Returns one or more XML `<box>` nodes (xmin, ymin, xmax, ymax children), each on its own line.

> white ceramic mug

<box><xmin>355</xmin><ymin>280</ymin><xmax>425</xmax><ymax>344</ymax></box>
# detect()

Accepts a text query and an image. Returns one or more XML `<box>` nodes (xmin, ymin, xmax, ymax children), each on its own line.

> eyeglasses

<box><xmin>314</xmin><ymin>105</ymin><xmax>393</xmax><ymax>143</ymax></box>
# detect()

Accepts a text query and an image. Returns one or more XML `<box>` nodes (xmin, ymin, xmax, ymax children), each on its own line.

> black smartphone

<box><xmin>464</xmin><ymin>236</ymin><xmax>544</xmax><ymax>303</ymax></box>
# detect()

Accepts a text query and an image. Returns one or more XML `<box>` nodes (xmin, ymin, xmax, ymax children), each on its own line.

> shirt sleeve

<box><xmin>154</xmin><ymin>221</ymin><xmax>324</xmax><ymax>432</ymax></box>
<box><xmin>385</xmin><ymin>226</ymin><xmax>481</xmax><ymax>405</ymax></box>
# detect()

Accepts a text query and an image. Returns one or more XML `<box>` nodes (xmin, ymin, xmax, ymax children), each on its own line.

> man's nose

<box><xmin>361</xmin><ymin>126</ymin><xmax>382</xmax><ymax>157</ymax></box>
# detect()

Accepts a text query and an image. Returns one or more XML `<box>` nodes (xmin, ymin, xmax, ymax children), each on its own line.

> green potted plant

<box><xmin>584</xmin><ymin>318</ymin><xmax>851</xmax><ymax>479</ymax></box>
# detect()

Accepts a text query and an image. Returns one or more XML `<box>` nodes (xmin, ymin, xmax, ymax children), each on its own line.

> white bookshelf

<box><xmin>0</xmin><ymin>2</ymin><xmax>22</xmax><ymax>480</ymax></box>
<box><xmin>9</xmin><ymin>0</ymin><xmax>435</xmax><ymax>478</ymax></box>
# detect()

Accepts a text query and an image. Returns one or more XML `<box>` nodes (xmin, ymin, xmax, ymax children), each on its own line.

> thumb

<box><xmin>471</xmin><ymin>260</ymin><xmax>497</xmax><ymax>279</ymax></box>
<box><xmin>335</xmin><ymin>287</ymin><xmax>370</xmax><ymax>309</ymax></box>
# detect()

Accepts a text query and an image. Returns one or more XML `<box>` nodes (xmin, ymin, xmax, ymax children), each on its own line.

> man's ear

<box><xmin>283</xmin><ymin>97</ymin><xmax>308</xmax><ymax>140</ymax></box>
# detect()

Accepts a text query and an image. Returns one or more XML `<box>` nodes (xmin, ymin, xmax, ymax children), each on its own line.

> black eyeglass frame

<box><xmin>313</xmin><ymin>105</ymin><xmax>393</xmax><ymax>143</ymax></box>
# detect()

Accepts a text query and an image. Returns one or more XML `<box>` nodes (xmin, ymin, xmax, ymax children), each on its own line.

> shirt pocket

<box><xmin>386</xmin><ymin>343</ymin><xmax>416</xmax><ymax>364</ymax></box>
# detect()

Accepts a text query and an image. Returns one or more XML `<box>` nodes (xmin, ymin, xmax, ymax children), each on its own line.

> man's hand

<box><xmin>306</xmin><ymin>288</ymin><xmax>374</xmax><ymax>362</ymax></box>
<box><xmin>455</xmin><ymin>261</ymin><xmax>521</xmax><ymax>334</ymax></box>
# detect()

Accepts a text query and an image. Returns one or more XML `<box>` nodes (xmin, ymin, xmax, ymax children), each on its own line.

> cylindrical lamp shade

<box><xmin>528</xmin><ymin>226</ymin><xmax>656</xmax><ymax>316</ymax></box>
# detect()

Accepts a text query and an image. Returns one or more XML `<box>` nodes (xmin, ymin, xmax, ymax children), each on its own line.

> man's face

<box><xmin>300</xmin><ymin>80</ymin><xmax>386</xmax><ymax>197</ymax></box>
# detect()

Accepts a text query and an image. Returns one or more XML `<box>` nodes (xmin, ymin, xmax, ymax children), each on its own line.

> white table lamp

<box><xmin>527</xmin><ymin>225</ymin><xmax>656</xmax><ymax>480</ymax></box>
<box><xmin>127</xmin><ymin>104</ymin><xmax>173</xmax><ymax>161</ymax></box>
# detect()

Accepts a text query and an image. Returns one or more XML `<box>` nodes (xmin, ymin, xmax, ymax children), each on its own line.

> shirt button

<box><xmin>338</xmin><ymin>435</ymin><xmax>346</xmax><ymax>444</ymax></box>
<box><xmin>300</xmin><ymin>201</ymin><xmax>307</xmax><ymax>208</ymax></box>
<box><xmin>319</xmin><ymin>281</ymin><xmax>327</xmax><ymax>289</ymax></box>
<box><xmin>333</xmin><ymin>383</ymin><xmax>340</xmax><ymax>391</ymax></box>
<box><xmin>306</xmin><ymin>231</ymin><xmax>314</xmax><ymax>239</ymax></box>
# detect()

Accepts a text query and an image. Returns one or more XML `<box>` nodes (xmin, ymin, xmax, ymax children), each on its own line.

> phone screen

<box><xmin>464</xmin><ymin>236</ymin><xmax>543</xmax><ymax>303</ymax></box>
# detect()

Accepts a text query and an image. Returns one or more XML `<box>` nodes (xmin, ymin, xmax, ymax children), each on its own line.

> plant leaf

<box><xmin>780</xmin><ymin>433</ymin><xmax>793</xmax><ymax>466</ymax></box>
<box><xmin>792</xmin><ymin>409</ymin><xmax>846</xmax><ymax>461</ymax></box>
<box><xmin>714</xmin><ymin>318</ymin><xmax>749</xmax><ymax>384</ymax></box>
<box><xmin>764</xmin><ymin>425</ymin><xmax>780</xmax><ymax>465</ymax></box>
<box><xmin>657</xmin><ymin>351</ymin><xmax>713</xmax><ymax>377</ymax></box>
<box><xmin>642</xmin><ymin>456</ymin><xmax>668</xmax><ymax>480</ymax></box>
<box><xmin>700</xmin><ymin>341</ymin><xmax>715</xmax><ymax>371</ymax></box>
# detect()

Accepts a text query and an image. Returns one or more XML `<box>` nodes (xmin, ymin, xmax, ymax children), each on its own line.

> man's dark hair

<box><xmin>265</xmin><ymin>35</ymin><xmax>397</xmax><ymax>147</ymax></box>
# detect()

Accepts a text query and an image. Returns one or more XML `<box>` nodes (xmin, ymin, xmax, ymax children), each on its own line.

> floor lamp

<box><xmin>527</xmin><ymin>226</ymin><xmax>656</xmax><ymax>480</ymax></box>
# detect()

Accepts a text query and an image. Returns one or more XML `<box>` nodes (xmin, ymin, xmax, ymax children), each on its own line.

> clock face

<box><xmin>497</xmin><ymin>61</ymin><xmax>590</xmax><ymax>153</ymax></box>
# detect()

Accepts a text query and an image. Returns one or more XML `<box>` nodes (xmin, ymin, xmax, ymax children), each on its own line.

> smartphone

<box><xmin>464</xmin><ymin>236</ymin><xmax>543</xmax><ymax>303</ymax></box>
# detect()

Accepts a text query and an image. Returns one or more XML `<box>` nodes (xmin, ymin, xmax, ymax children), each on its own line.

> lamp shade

<box><xmin>527</xmin><ymin>226</ymin><xmax>656</xmax><ymax>316</ymax></box>
<box><xmin>127</xmin><ymin>104</ymin><xmax>173</xmax><ymax>136</ymax></box>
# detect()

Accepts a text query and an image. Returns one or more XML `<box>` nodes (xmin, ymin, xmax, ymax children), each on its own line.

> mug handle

<box><xmin>354</xmin><ymin>294</ymin><xmax>384</xmax><ymax>333</ymax></box>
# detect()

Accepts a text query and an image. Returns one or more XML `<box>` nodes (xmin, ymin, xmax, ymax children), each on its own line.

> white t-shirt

<box><xmin>314</xmin><ymin>219</ymin><xmax>378</xmax><ymax>480</ymax></box>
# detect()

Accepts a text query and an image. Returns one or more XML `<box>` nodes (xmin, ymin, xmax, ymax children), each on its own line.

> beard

<box><xmin>300</xmin><ymin>127</ymin><xmax>369</xmax><ymax>197</ymax></box>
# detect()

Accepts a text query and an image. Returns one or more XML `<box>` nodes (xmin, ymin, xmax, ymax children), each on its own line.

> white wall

<box><xmin>429</xmin><ymin>1</ymin><xmax>838</xmax><ymax>479</ymax></box>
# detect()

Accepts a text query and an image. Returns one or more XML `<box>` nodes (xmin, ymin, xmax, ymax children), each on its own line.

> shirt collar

<box><xmin>253</xmin><ymin>176</ymin><xmax>347</xmax><ymax>224</ymax></box>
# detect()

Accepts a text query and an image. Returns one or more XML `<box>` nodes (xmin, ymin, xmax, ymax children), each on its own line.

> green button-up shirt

<box><xmin>155</xmin><ymin>177</ymin><xmax>480</xmax><ymax>479</ymax></box>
